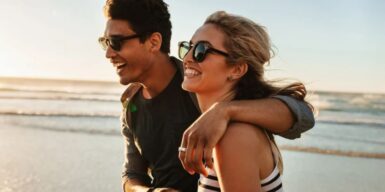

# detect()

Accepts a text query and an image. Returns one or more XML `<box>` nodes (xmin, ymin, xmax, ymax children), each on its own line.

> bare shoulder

<box><xmin>214</xmin><ymin>122</ymin><xmax>274</xmax><ymax>187</ymax></box>
<box><xmin>215</xmin><ymin>122</ymin><xmax>272</xmax><ymax>160</ymax></box>
<box><xmin>221</xmin><ymin>122</ymin><xmax>268</xmax><ymax>146</ymax></box>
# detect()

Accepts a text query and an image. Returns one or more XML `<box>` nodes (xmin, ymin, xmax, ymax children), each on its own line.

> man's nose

<box><xmin>105</xmin><ymin>46</ymin><xmax>116</xmax><ymax>59</ymax></box>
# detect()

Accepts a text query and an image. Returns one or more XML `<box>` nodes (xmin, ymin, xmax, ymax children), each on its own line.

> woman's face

<box><xmin>181</xmin><ymin>24</ymin><xmax>235</xmax><ymax>95</ymax></box>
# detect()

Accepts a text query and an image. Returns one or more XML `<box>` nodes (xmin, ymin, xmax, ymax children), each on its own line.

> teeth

<box><xmin>185</xmin><ymin>68</ymin><xmax>201</xmax><ymax>76</ymax></box>
<box><xmin>115</xmin><ymin>63</ymin><xmax>126</xmax><ymax>67</ymax></box>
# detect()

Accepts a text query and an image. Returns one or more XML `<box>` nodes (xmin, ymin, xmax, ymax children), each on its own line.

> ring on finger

<box><xmin>178</xmin><ymin>146</ymin><xmax>187</xmax><ymax>152</ymax></box>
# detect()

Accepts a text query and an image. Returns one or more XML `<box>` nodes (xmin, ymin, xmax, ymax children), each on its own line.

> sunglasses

<box><xmin>98</xmin><ymin>34</ymin><xmax>141</xmax><ymax>51</ymax></box>
<box><xmin>178</xmin><ymin>41</ymin><xmax>229</xmax><ymax>62</ymax></box>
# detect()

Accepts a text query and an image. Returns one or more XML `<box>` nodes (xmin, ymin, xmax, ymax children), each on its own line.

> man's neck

<box><xmin>140</xmin><ymin>55</ymin><xmax>176</xmax><ymax>99</ymax></box>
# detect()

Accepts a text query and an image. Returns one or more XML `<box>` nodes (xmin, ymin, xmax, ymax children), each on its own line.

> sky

<box><xmin>0</xmin><ymin>0</ymin><xmax>384</xmax><ymax>93</ymax></box>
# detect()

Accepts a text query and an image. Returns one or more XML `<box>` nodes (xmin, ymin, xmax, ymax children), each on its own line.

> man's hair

<box><xmin>104</xmin><ymin>0</ymin><xmax>172</xmax><ymax>54</ymax></box>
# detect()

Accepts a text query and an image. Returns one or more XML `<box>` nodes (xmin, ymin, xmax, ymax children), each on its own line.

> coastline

<box><xmin>280</xmin><ymin>145</ymin><xmax>385</xmax><ymax>159</ymax></box>
<box><xmin>1</xmin><ymin>125</ymin><xmax>384</xmax><ymax>192</ymax></box>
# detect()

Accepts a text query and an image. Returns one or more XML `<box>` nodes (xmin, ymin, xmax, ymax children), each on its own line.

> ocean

<box><xmin>1</xmin><ymin>77</ymin><xmax>384</xmax><ymax>158</ymax></box>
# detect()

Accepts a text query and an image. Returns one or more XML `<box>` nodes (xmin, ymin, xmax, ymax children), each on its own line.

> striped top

<box><xmin>198</xmin><ymin>165</ymin><xmax>283</xmax><ymax>192</ymax></box>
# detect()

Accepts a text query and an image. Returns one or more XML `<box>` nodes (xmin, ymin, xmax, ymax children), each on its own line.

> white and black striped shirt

<box><xmin>198</xmin><ymin>164</ymin><xmax>283</xmax><ymax>192</ymax></box>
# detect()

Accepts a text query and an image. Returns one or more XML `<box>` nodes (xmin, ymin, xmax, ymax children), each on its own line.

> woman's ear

<box><xmin>229</xmin><ymin>62</ymin><xmax>248</xmax><ymax>80</ymax></box>
<box><xmin>147</xmin><ymin>32</ymin><xmax>162</xmax><ymax>52</ymax></box>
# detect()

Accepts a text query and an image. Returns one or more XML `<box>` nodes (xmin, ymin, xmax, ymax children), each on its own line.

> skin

<box><xmin>179</xmin><ymin>98</ymin><xmax>293</xmax><ymax>176</ymax></box>
<box><xmin>104</xmin><ymin>19</ymin><xmax>176</xmax><ymax>98</ymax></box>
<box><xmin>103</xmin><ymin>18</ymin><xmax>298</xmax><ymax>192</ymax></box>
<box><xmin>214</xmin><ymin>122</ymin><xmax>274</xmax><ymax>191</ymax></box>
<box><xmin>181</xmin><ymin>23</ymin><xmax>275</xmax><ymax>191</ymax></box>
<box><xmin>178</xmin><ymin>24</ymin><xmax>294</xmax><ymax>176</ymax></box>
<box><xmin>104</xmin><ymin>19</ymin><xmax>178</xmax><ymax>192</ymax></box>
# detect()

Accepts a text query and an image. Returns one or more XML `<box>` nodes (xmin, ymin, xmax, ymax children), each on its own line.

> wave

<box><xmin>309</xmin><ymin>92</ymin><xmax>385</xmax><ymax>113</ymax></box>
<box><xmin>317</xmin><ymin>119</ymin><xmax>385</xmax><ymax>128</ymax></box>
<box><xmin>0</xmin><ymin>95</ymin><xmax>119</xmax><ymax>102</ymax></box>
<box><xmin>314</xmin><ymin>101</ymin><xmax>385</xmax><ymax>113</ymax></box>
<box><xmin>0</xmin><ymin>111</ymin><xmax>120</xmax><ymax>118</ymax></box>
<box><xmin>9</xmin><ymin>122</ymin><xmax>385</xmax><ymax>159</ymax></box>
<box><xmin>307</xmin><ymin>133</ymin><xmax>385</xmax><ymax>145</ymax></box>
<box><xmin>0</xmin><ymin>87</ymin><xmax>122</xmax><ymax>96</ymax></box>
<box><xmin>279</xmin><ymin>145</ymin><xmax>385</xmax><ymax>159</ymax></box>
<box><xmin>317</xmin><ymin>107</ymin><xmax>385</xmax><ymax>115</ymax></box>
<box><xmin>21</xmin><ymin>125</ymin><xmax>121</xmax><ymax>136</ymax></box>
<box><xmin>6</xmin><ymin>122</ymin><xmax>121</xmax><ymax>136</ymax></box>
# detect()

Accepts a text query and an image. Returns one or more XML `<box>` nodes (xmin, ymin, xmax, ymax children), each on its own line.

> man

<box><xmin>99</xmin><ymin>0</ymin><xmax>314</xmax><ymax>191</ymax></box>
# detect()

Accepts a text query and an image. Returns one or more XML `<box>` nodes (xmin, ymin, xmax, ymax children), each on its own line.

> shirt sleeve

<box><xmin>120</xmin><ymin>114</ymin><xmax>151</xmax><ymax>187</ymax></box>
<box><xmin>272</xmin><ymin>95</ymin><xmax>315</xmax><ymax>139</ymax></box>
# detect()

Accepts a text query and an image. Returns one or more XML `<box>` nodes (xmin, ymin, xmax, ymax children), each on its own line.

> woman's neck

<box><xmin>197</xmin><ymin>88</ymin><xmax>236</xmax><ymax>112</ymax></box>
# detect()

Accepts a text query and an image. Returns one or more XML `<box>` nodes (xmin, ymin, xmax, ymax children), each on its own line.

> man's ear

<box><xmin>147</xmin><ymin>32</ymin><xmax>162</xmax><ymax>52</ymax></box>
<box><xmin>230</xmin><ymin>62</ymin><xmax>248</xmax><ymax>80</ymax></box>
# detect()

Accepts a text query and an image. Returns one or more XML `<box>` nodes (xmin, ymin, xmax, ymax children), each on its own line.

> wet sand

<box><xmin>1</xmin><ymin>125</ymin><xmax>384</xmax><ymax>192</ymax></box>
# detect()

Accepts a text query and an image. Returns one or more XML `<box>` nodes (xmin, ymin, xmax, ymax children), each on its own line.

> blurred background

<box><xmin>1</xmin><ymin>0</ymin><xmax>384</xmax><ymax>191</ymax></box>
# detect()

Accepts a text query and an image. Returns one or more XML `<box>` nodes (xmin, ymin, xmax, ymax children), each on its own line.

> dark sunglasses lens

<box><xmin>109</xmin><ymin>38</ymin><xmax>121</xmax><ymax>51</ymax></box>
<box><xmin>194</xmin><ymin>43</ymin><xmax>207</xmax><ymax>62</ymax></box>
<box><xmin>178</xmin><ymin>42</ymin><xmax>190</xmax><ymax>59</ymax></box>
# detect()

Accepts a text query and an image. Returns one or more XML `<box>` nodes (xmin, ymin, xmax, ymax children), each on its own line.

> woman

<box><xmin>178</xmin><ymin>11</ymin><xmax>310</xmax><ymax>192</ymax></box>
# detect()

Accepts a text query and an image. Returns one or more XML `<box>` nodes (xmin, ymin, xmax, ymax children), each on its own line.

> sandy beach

<box><xmin>0</xmin><ymin>125</ymin><xmax>123</xmax><ymax>192</ymax></box>
<box><xmin>1</xmin><ymin>125</ymin><xmax>384</xmax><ymax>192</ymax></box>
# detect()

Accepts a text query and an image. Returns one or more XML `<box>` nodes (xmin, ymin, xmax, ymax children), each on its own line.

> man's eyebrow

<box><xmin>110</xmin><ymin>34</ymin><xmax>124</xmax><ymax>37</ymax></box>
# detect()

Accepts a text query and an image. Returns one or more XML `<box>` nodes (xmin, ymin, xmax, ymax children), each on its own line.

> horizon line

<box><xmin>1</xmin><ymin>75</ymin><xmax>384</xmax><ymax>95</ymax></box>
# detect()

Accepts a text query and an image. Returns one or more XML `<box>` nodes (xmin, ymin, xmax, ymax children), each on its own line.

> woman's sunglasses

<box><xmin>98</xmin><ymin>34</ymin><xmax>141</xmax><ymax>51</ymax></box>
<box><xmin>178</xmin><ymin>41</ymin><xmax>229</xmax><ymax>62</ymax></box>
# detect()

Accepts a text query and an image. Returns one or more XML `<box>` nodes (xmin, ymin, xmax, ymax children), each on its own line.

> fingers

<box><xmin>179</xmin><ymin>129</ymin><xmax>197</xmax><ymax>175</ymax></box>
<box><xmin>192</xmin><ymin>141</ymin><xmax>207</xmax><ymax>177</ymax></box>
<box><xmin>184</xmin><ymin>132</ymin><xmax>197</xmax><ymax>175</ymax></box>
<box><xmin>203</xmin><ymin>147</ymin><xmax>214</xmax><ymax>170</ymax></box>
<box><xmin>181</xmin><ymin>133</ymin><xmax>210</xmax><ymax>176</ymax></box>
<box><xmin>178</xmin><ymin>131</ymin><xmax>189</xmax><ymax>172</ymax></box>
<box><xmin>179</xmin><ymin>126</ymin><xmax>218</xmax><ymax>176</ymax></box>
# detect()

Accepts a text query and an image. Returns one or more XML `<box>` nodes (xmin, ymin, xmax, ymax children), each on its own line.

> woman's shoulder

<box><xmin>227</xmin><ymin>122</ymin><xmax>266</xmax><ymax>137</ymax></box>
<box><xmin>221</xmin><ymin>122</ymin><xmax>270</xmax><ymax>148</ymax></box>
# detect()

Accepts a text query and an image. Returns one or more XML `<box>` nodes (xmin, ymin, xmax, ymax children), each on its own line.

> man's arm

<box><xmin>272</xmin><ymin>95</ymin><xmax>315</xmax><ymax>138</ymax></box>
<box><xmin>121</xmin><ymin>123</ymin><xmax>151</xmax><ymax>192</ymax></box>
<box><xmin>178</xmin><ymin>96</ymin><xmax>314</xmax><ymax>175</ymax></box>
<box><xmin>121</xmin><ymin>122</ymin><xmax>181</xmax><ymax>192</ymax></box>
<box><xmin>222</xmin><ymin>96</ymin><xmax>314</xmax><ymax>137</ymax></box>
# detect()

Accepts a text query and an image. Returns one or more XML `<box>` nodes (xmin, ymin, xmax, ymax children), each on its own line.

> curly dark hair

<box><xmin>104</xmin><ymin>0</ymin><xmax>172</xmax><ymax>54</ymax></box>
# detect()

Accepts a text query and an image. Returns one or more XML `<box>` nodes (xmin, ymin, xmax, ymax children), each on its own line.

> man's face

<box><xmin>104</xmin><ymin>19</ymin><xmax>153</xmax><ymax>85</ymax></box>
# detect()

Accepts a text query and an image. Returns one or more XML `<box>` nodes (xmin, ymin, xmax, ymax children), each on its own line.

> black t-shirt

<box><xmin>131</xmin><ymin>66</ymin><xmax>200</xmax><ymax>192</ymax></box>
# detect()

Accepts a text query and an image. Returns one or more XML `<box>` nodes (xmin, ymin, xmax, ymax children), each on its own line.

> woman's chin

<box><xmin>181</xmin><ymin>81</ymin><xmax>198</xmax><ymax>93</ymax></box>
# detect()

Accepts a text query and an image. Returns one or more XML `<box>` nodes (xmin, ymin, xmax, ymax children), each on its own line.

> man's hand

<box><xmin>178</xmin><ymin>97</ymin><xmax>307</xmax><ymax>176</ymax></box>
<box><xmin>178</xmin><ymin>102</ymin><xmax>230</xmax><ymax>176</ymax></box>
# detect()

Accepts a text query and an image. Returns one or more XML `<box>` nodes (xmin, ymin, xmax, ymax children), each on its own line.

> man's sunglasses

<box><xmin>98</xmin><ymin>34</ymin><xmax>141</xmax><ymax>51</ymax></box>
<box><xmin>178</xmin><ymin>41</ymin><xmax>229</xmax><ymax>63</ymax></box>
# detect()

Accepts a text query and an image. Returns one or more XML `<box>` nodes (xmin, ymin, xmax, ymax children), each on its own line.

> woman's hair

<box><xmin>204</xmin><ymin>11</ymin><xmax>311</xmax><ymax>106</ymax></box>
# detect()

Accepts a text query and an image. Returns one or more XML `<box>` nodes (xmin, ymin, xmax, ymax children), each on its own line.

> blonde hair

<box><xmin>205</xmin><ymin>11</ymin><xmax>315</xmax><ymax>174</ymax></box>
<box><xmin>204</xmin><ymin>11</ymin><xmax>310</xmax><ymax>102</ymax></box>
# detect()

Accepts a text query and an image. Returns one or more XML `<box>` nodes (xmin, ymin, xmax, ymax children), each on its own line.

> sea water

<box><xmin>1</xmin><ymin>77</ymin><xmax>384</xmax><ymax>157</ymax></box>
